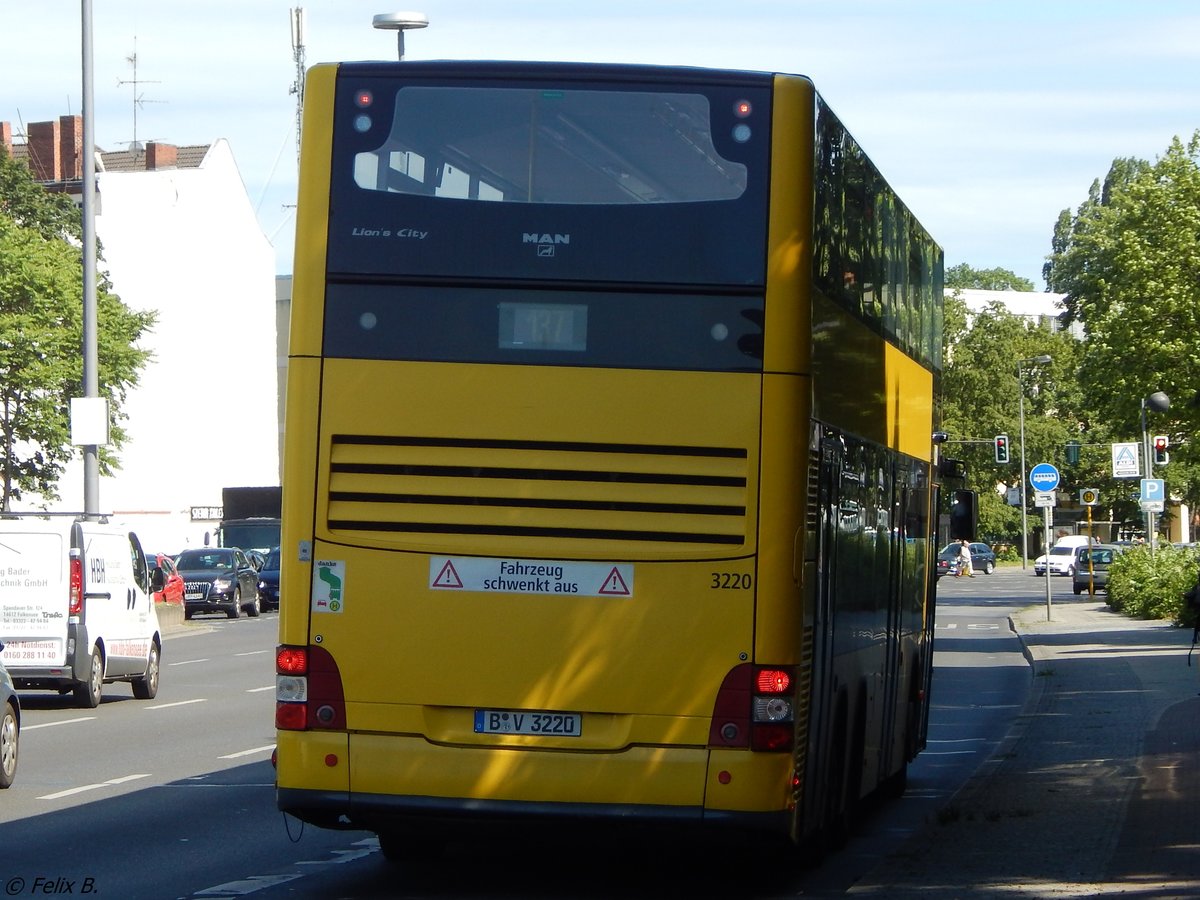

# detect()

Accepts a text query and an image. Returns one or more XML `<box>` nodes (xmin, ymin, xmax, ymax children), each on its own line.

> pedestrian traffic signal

<box><xmin>1153</xmin><ymin>435</ymin><xmax>1169</xmax><ymax>465</ymax></box>
<box><xmin>1065</xmin><ymin>440</ymin><xmax>1081</xmax><ymax>465</ymax></box>
<box><xmin>994</xmin><ymin>434</ymin><xmax>1010</xmax><ymax>464</ymax></box>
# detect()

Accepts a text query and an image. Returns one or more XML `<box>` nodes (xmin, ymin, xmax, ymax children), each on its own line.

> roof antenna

<box><xmin>117</xmin><ymin>36</ymin><xmax>164</xmax><ymax>153</ymax></box>
<box><xmin>372</xmin><ymin>12</ymin><xmax>428</xmax><ymax>61</ymax></box>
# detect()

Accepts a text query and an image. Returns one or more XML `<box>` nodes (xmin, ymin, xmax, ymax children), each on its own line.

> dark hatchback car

<box><xmin>257</xmin><ymin>546</ymin><xmax>281</xmax><ymax>612</ymax></box>
<box><xmin>936</xmin><ymin>541</ymin><xmax>997</xmax><ymax>578</ymax></box>
<box><xmin>0</xmin><ymin>648</ymin><xmax>19</xmax><ymax>788</ymax></box>
<box><xmin>1072</xmin><ymin>544</ymin><xmax>1123</xmax><ymax>595</ymax></box>
<box><xmin>176</xmin><ymin>547</ymin><xmax>262</xmax><ymax>619</ymax></box>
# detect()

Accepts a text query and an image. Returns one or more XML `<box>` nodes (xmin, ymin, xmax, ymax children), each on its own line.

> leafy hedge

<box><xmin>1106</xmin><ymin>544</ymin><xmax>1199</xmax><ymax>624</ymax></box>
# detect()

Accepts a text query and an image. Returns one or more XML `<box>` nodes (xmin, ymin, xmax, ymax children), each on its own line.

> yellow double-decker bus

<box><xmin>275</xmin><ymin>60</ymin><xmax>944</xmax><ymax>858</ymax></box>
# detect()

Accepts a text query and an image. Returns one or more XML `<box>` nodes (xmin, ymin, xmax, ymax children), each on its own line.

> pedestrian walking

<box><xmin>958</xmin><ymin>538</ymin><xmax>975</xmax><ymax>577</ymax></box>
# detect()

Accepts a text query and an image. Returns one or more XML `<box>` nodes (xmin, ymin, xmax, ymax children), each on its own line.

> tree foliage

<box><xmin>941</xmin><ymin>134</ymin><xmax>1200</xmax><ymax>548</ymax></box>
<box><xmin>941</xmin><ymin>291</ymin><xmax>1082</xmax><ymax>545</ymax></box>
<box><xmin>945</xmin><ymin>263</ymin><xmax>1035</xmax><ymax>292</ymax></box>
<box><xmin>0</xmin><ymin>147</ymin><xmax>154</xmax><ymax>510</ymax></box>
<box><xmin>1044</xmin><ymin>132</ymin><xmax>1200</xmax><ymax>514</ymax></box>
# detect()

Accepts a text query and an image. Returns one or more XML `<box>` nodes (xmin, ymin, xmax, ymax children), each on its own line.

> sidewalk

<box><xmin>851</xmin><ymin>589</ymin><xmax>1200</xmax><ymax>898</ymax></box>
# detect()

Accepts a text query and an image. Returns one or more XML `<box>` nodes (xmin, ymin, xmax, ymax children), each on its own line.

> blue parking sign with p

<box><xmin>1141</xmin><ymin>478</ymin><xmax>1165</xmax><ymax>502</ymax></box>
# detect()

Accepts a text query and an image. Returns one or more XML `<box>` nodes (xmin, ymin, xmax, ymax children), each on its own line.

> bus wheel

<box><xmin>132</xmin><ymin>642</ymin><xmax>160</xmax><ymax>700</ymax></box>
<box><xmin>74</xmin><ymin>649</ymin><xmax>103</xmax><ymax>708</ymax></box>
<box><xmin>378</xmin><ymin>830</ymin><xmax>443</xmax><ymax>863</ymax></box>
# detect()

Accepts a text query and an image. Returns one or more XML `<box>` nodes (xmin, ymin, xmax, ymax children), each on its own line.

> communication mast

<box><xmin>290</xmin><ymin>8</ymin><xmax>307</xmax><ymax>168</ymax></box>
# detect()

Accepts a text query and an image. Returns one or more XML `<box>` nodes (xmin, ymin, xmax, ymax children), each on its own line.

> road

<box><xmin>0</xmin><ymin>570</ymin><xmax>1052</xmax><ymax>898</ymax></box>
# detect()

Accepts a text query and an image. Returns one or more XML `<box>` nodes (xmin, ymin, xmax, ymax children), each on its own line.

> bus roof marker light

<box><xmin>372</xmin><ymin>12</ymin><xmax>429</xmax><ymax>61</ymax></box>
<box><xmin>354</xmin><ymin>89</ymin><xmax>374</xmax><ymax>108</ymax></box>
<box><xmin>734</xmin><ymin>99</ymin><xmax>752</xmax><ymax>118</ymax></box>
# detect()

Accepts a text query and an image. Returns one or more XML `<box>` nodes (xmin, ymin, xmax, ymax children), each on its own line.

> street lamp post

<box><xmin>1141</xmin><ymin>390</ymin><xmax>1170</xmax><ymax>549</ymax></box>
<box><xmin>1018</xmin><ymin>355</ymin><xmax>1052</xmax><ymax>569</ymax></box>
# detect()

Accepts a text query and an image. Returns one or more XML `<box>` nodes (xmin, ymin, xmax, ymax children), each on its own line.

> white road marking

<box><xmin>218</xmin><ymin>744</ymin><xmax>275</xmax><ymax>760</ymax></box>
<box><xmin>144</xmin><ymin>698</ymin><xmax>208</xmax><ymax>710</ymax></box>
<box><xmin>246</xmin><ymin>686</ymin><xmax>274</xmax><ymax>693</ymax></box>
<box><xmin>168</xmin><ymin>658</ymin><xmax>211</xmax><ymax>666</ymax></box>
<box><xmin>39</xmin><ymin>773</ymin><xmax>151</xmax><ymax>800</ymax></box>
<box><xmin>24</xmin><ymin>717</ymin><xmax>97</xmax><ymax>731</ymax></box>
<box><xmin>194</xmin><ymin>874</ymin><xmax>303</xmax><ymax>896</ymax></box>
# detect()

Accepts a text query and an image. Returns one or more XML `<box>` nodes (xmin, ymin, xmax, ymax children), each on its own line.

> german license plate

<box><xmin>474</xmin><ymin>709</ymin><xmax>582</xmax><ymax>737</ymax></box>
<box><xmin>185</xmin><ymin>592</ymin><xmax>204</xmax><ymax>600</ymax></box>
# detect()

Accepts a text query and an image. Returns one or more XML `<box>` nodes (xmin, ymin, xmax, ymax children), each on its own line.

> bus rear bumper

<box><xmin>274</xmin><ymin>731</ymin><xmax>792</xmax><ymax>837</ymax></box>
<box><xmin>276</xmin><ymin>785</ymin><xmax>789</xmax><ymax>839</ymax></box>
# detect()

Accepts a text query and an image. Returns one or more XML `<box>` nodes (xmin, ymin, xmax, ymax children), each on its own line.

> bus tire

<box><xmin>378</xmin><ymin>830</ymin><xmax>443</xmax><ymax>863</ymax></box>
<box><xmin>74</xmin><ymin>648</ymin><xmax>103</xmax><ymax>708</ymax></box>
<box><xmin>132</xmin><ymin>641</ymin><xmax>160</xmax><ymax>700</ymax></box>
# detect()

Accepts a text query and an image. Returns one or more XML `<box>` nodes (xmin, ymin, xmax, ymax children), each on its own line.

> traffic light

<box><xmin>1153</xmin><ymin>435</ymin><xmax>1169</xmax><ymax>465</ymax></box>
<box><xmin>1065</xmin><ymin>440</ymin><xmax>1081</xmax><ymax>465</ymax></box>
<box><xmin>994</xmin><ymin>434</ymin><xmax>1010</xmax><ymax>464</ymax></box>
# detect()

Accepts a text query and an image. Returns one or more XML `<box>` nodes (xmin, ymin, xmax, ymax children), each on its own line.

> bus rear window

<box><xmin>351</xmin><ymin>86</ymin><xmax>748</xmax><ymax>204</ymax></box>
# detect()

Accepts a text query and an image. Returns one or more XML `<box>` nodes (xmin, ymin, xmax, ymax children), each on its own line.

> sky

<box><xmin>2</xmin><ymin>1</ymin><xmax>1198</xmax><ymax>289</ymax></box>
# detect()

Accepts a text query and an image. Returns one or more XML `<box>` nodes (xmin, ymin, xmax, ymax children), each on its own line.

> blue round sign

<box><xmin>1029</xmin><ymin>463</ymin><xmax>1060</xmax><ymax>493</ymax></box>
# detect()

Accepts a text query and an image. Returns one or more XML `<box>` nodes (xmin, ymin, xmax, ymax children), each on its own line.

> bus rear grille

<box><xmin>324</xmin><ymin>434</ymin><xmax>748</xmax><ymax>547</ymax></box>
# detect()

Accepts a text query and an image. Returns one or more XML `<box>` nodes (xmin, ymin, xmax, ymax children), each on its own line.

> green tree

<box><xmin>1044</xmin><ymin>132</ymin><xmax>1200</xmax><ymax>516</ymax></box>
<box><xmin>0</xmin><ymin>148</ymin><xmax>153</xmax><ymax>510</ymax></box>
<box><xmin>941</xmin><ymin>290</ymin><xmax>1085</xmax><ymax>546</ymax></box>
<box><xmin>945</xmin><ymin>263</ymin><xmax>1035</xmax><ymax>292</ymax></box>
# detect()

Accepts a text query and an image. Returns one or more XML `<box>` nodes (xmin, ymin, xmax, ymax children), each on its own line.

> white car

<box><xmin>1034</xmin><ymin>544</ymin><xmax>1083</xmax><ymax>576</ymax></box>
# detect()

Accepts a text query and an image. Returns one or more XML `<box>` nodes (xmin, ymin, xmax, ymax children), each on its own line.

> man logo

<box><xmin>522</xmin><ymin>233</ymin><xmax>570</xmax><ymax>245</ymax></box>
<box><xmin>523</xmin><ymin>232</ymin><xmax>569</xmax><ymax>258</ymax></box>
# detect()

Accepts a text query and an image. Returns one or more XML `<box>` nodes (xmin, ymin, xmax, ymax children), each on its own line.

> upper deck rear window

<box><xmin>351</xmin><ymin>86</ymin><xmax>748</xmax><ymax>205</ymax></box>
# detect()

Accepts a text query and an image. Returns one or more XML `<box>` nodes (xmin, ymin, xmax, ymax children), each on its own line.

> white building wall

<box><xmin>54</xmin><ymin>140</ymin><xmax>278</xmax><ymax>553</ymax></box>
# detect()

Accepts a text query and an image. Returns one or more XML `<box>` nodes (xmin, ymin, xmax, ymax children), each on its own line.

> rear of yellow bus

<box><xmin>275</xmin><ymin>61</ymin><xmax>815</xmax><ymax>851</ymax></box>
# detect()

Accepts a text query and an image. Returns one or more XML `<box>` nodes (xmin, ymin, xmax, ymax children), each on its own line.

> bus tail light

<box><xmin>68</xmin><ymin>553</ymin><xmax>83</xmax><ymax>616</ymax></box>
<box><xmin>708</xmin><ymin>664</ymin><xmax>796</xmax><ymax>752</ymax></box>
<box><xmin>275</xmin><ymin>644</ymin><xmax>346</xmax><ymax>731</ymax></box>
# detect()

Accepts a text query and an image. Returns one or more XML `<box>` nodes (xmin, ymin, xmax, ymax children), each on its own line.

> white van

<box><xmin>1034</xmin><ymin>534</ymin><xmax>1097</xmax><ymax>576</ymax></box>
<box><xmin>0</xmin><ymin>517</ymin><xmax>163</xmax><ymax>707</ymax></box>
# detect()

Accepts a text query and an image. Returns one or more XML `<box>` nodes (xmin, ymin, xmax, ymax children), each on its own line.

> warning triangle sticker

<box><xmin>597</xmin><ymin>566</ymin><xmax>630</xmax><ymax>596</ymax></box>
<box><xmin>432</xmin><ymin>560</ymin><xmax>464</xmax><ymax>589</ymax></box>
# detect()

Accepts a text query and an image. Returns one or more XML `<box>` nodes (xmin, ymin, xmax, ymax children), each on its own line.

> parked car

<box><xmin>936</xmin><ymin>541</ymin><xmax>997</xmax><ymax>577</ymax></box>
<box><xmin>145</xmin><ymin>552</ymin><xmax>185</xmax><ymax>604</ymax></box>
<box><xmin>1072</xmin><ymin>544</ymin><xmax>1124</xmax><ymax>595</ymax></box>
<box><xmin>175</xmin><ymin>547</ymin><xmax>262</xmax><ymax>619</ymax></box>
<box><xmin>257</xmin><ymin>546</ymin><xmax>281</xmax><ymax>612</ymax></box>
<box><xmin>0</xmin><ymin>649</ymin><xmax>18</xmax><ymax>788</ymax></box>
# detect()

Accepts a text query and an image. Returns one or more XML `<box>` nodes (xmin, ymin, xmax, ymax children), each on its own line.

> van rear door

<box><xmin>0</xmin><ymin>526</ymin><xmax>71</xmax><ymax>670</ymax></box>
<box><xmin>78</xmin><ymin>527</ymin><xmax>158</xmax><ymax>677</ymax></box>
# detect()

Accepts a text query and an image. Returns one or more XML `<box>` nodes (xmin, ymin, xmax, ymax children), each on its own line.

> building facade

<box><xmin>2</xmin><ymin>116</ymin><xmax>279</xmax><ymax>552</ymax></box>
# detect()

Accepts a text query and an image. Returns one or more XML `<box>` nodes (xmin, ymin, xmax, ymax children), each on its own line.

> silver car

<box><xmin>0</xmin><ymin>645</ymin><xmax>19</xmax><ymax>788</ymax></box>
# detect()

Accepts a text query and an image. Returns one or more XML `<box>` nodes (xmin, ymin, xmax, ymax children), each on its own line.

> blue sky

<box><xmin>2</xmin><ymin>1</ymin><xmax>1198</xmax><ymax>287</ymax></box>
